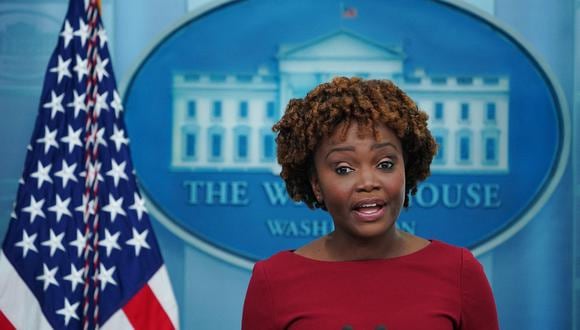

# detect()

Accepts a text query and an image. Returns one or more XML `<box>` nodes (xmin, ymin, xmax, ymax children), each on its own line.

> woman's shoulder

<box><xmin>252</xmin><ymin>238</ymin><xmax>334</xmax><ymax>280</ymax></box>
<box><xmin>429</xmin><ymin>240</ymin><xmax>480</xmax><ymax>262</ymax></box>
<box><xmin>409</xmin><ymin>239</ymin><xmax>471</xmax><ymax>268</ymax></box>
<box><xmin>252</xmin><ymin>250</ymin><xmax>306</xmax><ymax>276</ymax></box>
<box><xmin>257</xmin><ymin>250</ymin><xmax>297</xmax><ymax>266</ymax></box>
<box><xmin>428</xmin><ymin>239</ymin><xmax>465</xmax><ymax>254</ymax></box>
<box><xmin>425</xmin><ymin>240</ymin><xmax>487</xmax><ymax>276</ymax></box>
<box><xmin>250</xmin><ymin>250</ymin><xmax>326</xmax><ymax>291</ymax></box>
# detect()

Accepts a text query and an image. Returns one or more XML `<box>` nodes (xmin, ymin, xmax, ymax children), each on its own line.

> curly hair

<box><xmin>273</xmin><ymin>76</ymin><xmax>436</xmax><ymax>209</ymax></box>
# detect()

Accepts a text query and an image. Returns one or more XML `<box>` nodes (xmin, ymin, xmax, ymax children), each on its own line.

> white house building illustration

<box><xmin>171</xmin><ymin>30</ymin><xmax>509</xmax><ymax>174</ymax></box>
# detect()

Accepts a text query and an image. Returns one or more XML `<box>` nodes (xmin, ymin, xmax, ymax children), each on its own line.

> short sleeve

<box><xmin>241</xmin><ymin>261</ymin><xmax>277</xmax><ymax>330</ymax></box>
<box><xmin>459</xmin><ymin>249</ymin><xmax>499</xmax><ymax>330</ymax></box>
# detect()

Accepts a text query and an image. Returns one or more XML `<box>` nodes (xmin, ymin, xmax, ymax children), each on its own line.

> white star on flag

<box><xmin>36</xmin><ymin>126</ymin><xmax>59</xmax><ymax>154</ymax></box>
<box><xmin>60</xmin><ymin>125</ymin><xmax>83</xmax><ymax>153</ymax></box>
<box><xmin>129</xmin><ymin>193</ymin><xmax>148</xmax><ymax>220</ymax></box>
<box><xmin>67</xmin><ymin>89</ymin><xmax>87</xmax><ymax>118</ymax></box>
<box><xmin>97</xmin><ymin>263</ymin><xmax>117</xmax><ymax>291</ymax></box>
<box><xmin>69</xmin><ymin>229</ymin><xmax>91</xmax><ymax>258</ymax></box>
<box><xmin>54</xmin><ymin>160</ymin><xmax>78</xmax><ymax>187</ymax></box>
<box><xmin>126</xmin><ymin>228</ymin><xmax>150</xmax><ymax>256</ymax></box>
<box><xmin>48</xmin><ymin>194</ymin><xmax>72</xmax><ymax>223</ymax></box>
<box><xmin>80</xmin><ymin>161</ymin><xmax>104</xmax><ymax>186</ymax></box>
<box><xmin>56</xmin><ymin>297</ymin><xmax>80</xmax><ymax>326</ymax></box>
<box><xmin>73</xmin><ymin>54</ymin><xmax>88</xmax><ymax>82</ymax></box>
<box><xmin>94</xmin><ymin>91</ymin><xmax>109</xmax><ymax>116</ymax></box>
<box><xmin>42</xmin><ymin>91</ymin><xmax>65</xmax><ymax>119</ymax></box>
<box><xmin>99</xmin><ymin>228</ymin><xmax>121</xmax><ymax>257</ymax></box>
<box><xmin>95</xmin><ymin>127</ymin><xmax>108</xmax><ymax>148</ymax></box>
<box><xmin>14</xmin><ymin>230</ymin><xmax>38</xmax><ymax>257</ymax></box>
<box><xmin>30</xmin><ymin>161</ymin><xmax>53</xmax><ymax>189</ymax></box>
<box><xmin>10</xmin><ymin>202</ymin><xmax>17</xmax><ymax>220</ymax></box>
<box><xmin>73</xmin><ymin>18</ymin><xmax>89</xmax><ymax>46</ymax></box>
<box><xmin>74</xmin><ymin>194</ymin><xmax>95</xmax><ymax>223</ymax></box>
<box><xmin>36</xmin><ymin>263</ymin><xmax>59</xmax><ymax>291</ymax></box>
<box><xmin>41</xmin><ymin>229</ymin><xmax>66</xmax><ymax>257</ymax></box>
<box><xmin>60</xmin><ymin>20</ymin><xmax>74</xmax><ymax>47</ymax></box>
<box><xmin>22</xmin><ymin>196</ymin><xmax>46</xmax><ymax>223</ymax></box>
<box><xmin>110</xmin><ymin>125</ymin><xmax>129</xmax><ymax>151</ymax></box>
<box><xmin>95</xmin><ymin>55</ymin><xmax>110</xmax><ymax>82</ymax></box>
<box><xmin>63</xmin><ymin>263</ymin><xmax>85</xmax><ymax>291</ymax></box>
<box><xmin>102</xmin><ymin>194</ymin><xmax>126</xmax><ymax>222</ymax></box>
<box><xmin>106</xmin><ymin>160</ymin><xmax>129</xmax><ymax>187</ymax></box>
<box><xmin>97</xmin><ymin>25</ymin><xmax>108</xmax><ymax>48</ymax></box>
<box><xmin>49</xmin><ymin>55</ymin><xmax>72</xmax><ymax>83</ymax></box>
<box><xmin>111</xmin><ymin>90</ymin><xmax>124</xmax><ymax>117</ymax></box>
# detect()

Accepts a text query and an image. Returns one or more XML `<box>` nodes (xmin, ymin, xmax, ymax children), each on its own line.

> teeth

<box><xmin>360</xmin><ymin>203</ymin><xmax>377</xmax><ymax>208</ymax></box>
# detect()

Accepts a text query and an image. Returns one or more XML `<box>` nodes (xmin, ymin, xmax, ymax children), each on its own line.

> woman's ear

<box><xmin>310</xmin><ymin>172</ymin><xmax>322</xmax><ymax>203</ymax></box>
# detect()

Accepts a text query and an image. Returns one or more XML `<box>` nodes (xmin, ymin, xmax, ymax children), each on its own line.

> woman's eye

<box><xmin>378</xmin><ymin>161</ymin><xmax>394</xmax><ymax>170</ymax></box>
<box><xmin>335</xmin><ymin>166</ymin><xmax>354</xmax><ymax>175</ymax></box>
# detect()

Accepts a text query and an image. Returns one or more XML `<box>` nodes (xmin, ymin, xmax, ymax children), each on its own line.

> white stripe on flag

<box><xmin>149</xmin><ymin>265</ymin><xmax>179</xmax><ymax>329</ymax></box>
<box><xmin>101</xmin><ymin>307</ymin><xmax>134</xmax><ymax>330</ymax></box>
<box><xmin>0</xmin><ymin>250</ymin><xmax>52</xmax><ymax>330</ymax></box>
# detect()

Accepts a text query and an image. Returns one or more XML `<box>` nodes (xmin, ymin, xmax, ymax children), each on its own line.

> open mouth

<box><xmin>354</xmin><ymin>202</ymin><xmax>383</xmax><ymax>214</ymax></box>
<box><xmin>352</xmin><ymin>199</ymin><xmax>386</xmax><ymax>221</ymax></box>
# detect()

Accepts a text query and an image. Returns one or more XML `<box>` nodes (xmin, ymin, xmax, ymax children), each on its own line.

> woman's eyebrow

<box><xmin>325</xmin><ymin>146</ymin><xmax>355</xmax><ymax>160</ymax></box>
<box><xmin>325</xmin><ymin>142</ymin><xmax>399</xmax><ymax>159</ymax></box>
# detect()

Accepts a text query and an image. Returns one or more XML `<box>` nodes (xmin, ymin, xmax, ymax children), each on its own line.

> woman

<box><xmin>242</xmin><ymin>77</ymin><xmax>499</xmax><ymax>330</ymax></box>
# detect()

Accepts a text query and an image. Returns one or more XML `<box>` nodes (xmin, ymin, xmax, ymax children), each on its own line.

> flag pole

<box><xmin>81</xmin><ymin>1</ymin><xmax>103</xmax><ymax>328</ymax></box>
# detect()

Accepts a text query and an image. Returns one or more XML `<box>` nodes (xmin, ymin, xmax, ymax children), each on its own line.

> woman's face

<box><xmin>310</xmin><ymin>122</ymin><xmax>406</xmax><ymax>241</ymax></box>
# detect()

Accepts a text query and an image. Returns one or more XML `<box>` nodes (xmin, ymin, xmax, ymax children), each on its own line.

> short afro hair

<box><xmin>273</xmin><ymin>76</ymin><xmax>436</xmax><ymax>209</ymax></box>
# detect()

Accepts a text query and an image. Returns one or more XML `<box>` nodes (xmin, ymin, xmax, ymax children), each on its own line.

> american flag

<box><xmin>0</xmin><ymin>0</ymin><xmax>178</xmax><ymax>329</ymax></box>
<box><xmin>341</xmin><ymin>4</ymin><xmax>358</xmax><ymax>19</ymax></box>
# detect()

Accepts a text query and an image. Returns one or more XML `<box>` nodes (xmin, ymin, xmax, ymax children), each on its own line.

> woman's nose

<box><xmin>355</xmin><ymin>167</ymin><xmax>380</xmax><ymax>192</ymax></box>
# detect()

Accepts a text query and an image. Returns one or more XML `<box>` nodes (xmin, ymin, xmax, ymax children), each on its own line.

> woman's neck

<box><xmin>323</xmin><ymin>228</ymin><xmax>410</xmax><ymax>261</ymax></box>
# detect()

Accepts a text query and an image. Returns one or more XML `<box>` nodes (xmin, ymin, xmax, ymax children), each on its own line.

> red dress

<box><xmin>242</xmin><ymin>240</ymin><xmax>499</xmax><ymax>330</ymax></box>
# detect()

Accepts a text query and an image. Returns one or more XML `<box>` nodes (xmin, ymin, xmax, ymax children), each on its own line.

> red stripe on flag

<box><xmin>0</xmin><ymin>310</ymin><xmax>15</xmax><ymax>330</ymax></box>
<box><xmin>123</xmin><ymin>284</ymin><xmax>174</xmax><ymax>330</ymax></box>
